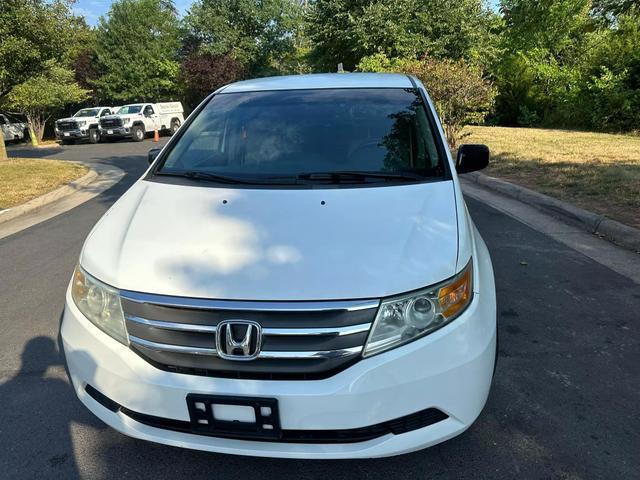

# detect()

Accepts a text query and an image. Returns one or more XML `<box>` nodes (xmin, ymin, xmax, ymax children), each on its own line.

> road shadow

<box><xmin>0</xmin><ymin>335</ymin><xmax>103</xmax><ymax>478</ymax></box>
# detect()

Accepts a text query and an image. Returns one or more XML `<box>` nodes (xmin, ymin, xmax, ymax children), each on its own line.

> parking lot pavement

<box><xmin>0</xmin><ymin>142</ymin><xmax>638</xmax><ymax>479</ymax></box>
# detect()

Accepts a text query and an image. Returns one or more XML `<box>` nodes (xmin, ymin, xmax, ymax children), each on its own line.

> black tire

<box><xmin>88</xmin><ymin>128</ymin><xmax>100</xmax><ymax>144</ymax></box>
<box><xmin>169</xmin><ymin>119</ymin><xmax>180</xmax><ymax>136</ymax></box>
<box><xmin>22</xmin><ymin>129</ymin><xmax>30</xmax><ymax>143</ymax></box>
<box><xmin>131</xmin><ymin>125</ymin><xmax>145</xmax><ymax>142</ymax></box>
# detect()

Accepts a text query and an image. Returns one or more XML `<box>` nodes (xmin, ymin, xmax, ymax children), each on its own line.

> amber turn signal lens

<box><xmin>438</xmin><ymin>262</ymin><xmax>472</xmax><ymax>318</ymax></box>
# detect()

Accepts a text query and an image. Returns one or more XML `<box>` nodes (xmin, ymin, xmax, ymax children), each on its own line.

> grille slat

<box><xmin>129</xmin><ymin>335</ymin><xmax>363</xmax><ymax>360</ymax></box>
<box><xmin>100</xmin><ymin>118</ymin><xmax>123</xmax><ymax>128</ymax></box>
<box><xmin>57</xmin><ymin>121</ymin><xmax>78</xmax><ymax>131</ymax></box>
<box><xmin>120</xmin><ymin>292</ymin><xmax>379</xmax><ymax>380</ymax></box>
<box><xmin>125</xmin><ymin>314</ymin><xmax>370</xmax><ymax>337</ymax></box>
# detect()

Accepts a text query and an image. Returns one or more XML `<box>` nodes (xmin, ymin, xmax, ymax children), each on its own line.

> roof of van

<box><xmin>221</xmin><ymin>73</ymin><xmax>414</xmax><ymax>93</ymax></box>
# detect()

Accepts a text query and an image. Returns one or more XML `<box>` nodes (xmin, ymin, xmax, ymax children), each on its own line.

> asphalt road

<box><xmin>1</xmin><ymin>140</ymin><xmax>638</xmax><ymax>479</ymax></box>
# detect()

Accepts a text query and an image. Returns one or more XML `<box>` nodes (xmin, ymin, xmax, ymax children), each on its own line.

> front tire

<box><xmin>89</xmin><ymin>128</ymin><xmax>100</xmax><ymax>144</ymax></box>
<box><xmin>131</xmin><ymin>125</ymin><xmax>145</xmax><ymax>142</ymax></box>
<box><xmin>169</xmin><ymin>119</ymin><xmax>180</xmax><ymax>136</ymax></box>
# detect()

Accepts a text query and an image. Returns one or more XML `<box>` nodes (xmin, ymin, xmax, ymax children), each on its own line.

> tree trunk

<box><xmin>29</xmin><ymin>124</ymin><xmax>38</xmax><ymax>146</ymax></box>
<box><xmin>0</xmin><ymin>134</ymin><xmax>8</xmax><ymax>162</ymax></box>
<box><xmin>26</xmin><ymin>113</ymin><xmax>42</xmax><ymax>146</ymax></box>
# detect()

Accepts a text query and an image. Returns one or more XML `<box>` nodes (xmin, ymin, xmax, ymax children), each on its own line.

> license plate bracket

<box><xmin>186</xmin><ymin>394</ymin><xmax>281</xmax><ymax>440</ymax></box>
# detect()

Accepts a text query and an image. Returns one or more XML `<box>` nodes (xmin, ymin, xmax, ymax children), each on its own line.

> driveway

<box><xmin>1</xmin><ymin>141</ymin><xmax>638</xmax><ymax>479</ymax></box>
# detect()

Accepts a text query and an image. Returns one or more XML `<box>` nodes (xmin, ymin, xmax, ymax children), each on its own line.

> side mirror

<box><xmin>148</xmin><ymin>148</ymin><xmax>161</xmax><ymax>164</ymax></box>
<box><xmin>456</xmin><ymin>144</ymin><xmax>489</xmax><ymax>174</ymax></box>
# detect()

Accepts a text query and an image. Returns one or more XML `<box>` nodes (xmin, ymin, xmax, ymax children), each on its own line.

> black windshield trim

<box><xmin>146</xmin><ymin>175</ymin><xmax>448</xmax><ymax>190</ymax></box>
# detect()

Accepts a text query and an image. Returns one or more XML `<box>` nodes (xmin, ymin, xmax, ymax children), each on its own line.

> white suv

<box><xmin>61</xmin><ymin>73</ymin><xmax>497</xmax><ymax>459</ymax></box>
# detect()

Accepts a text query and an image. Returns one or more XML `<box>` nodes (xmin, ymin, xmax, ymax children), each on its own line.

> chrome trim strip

<box><xmin>129</xmin><ymin>336</ymin><xmax>362</xmax><ymax>360</ymax></box>
<box><xmin>258</xmin><ymin>346</ymin><xmax>363</xmax><ymax>359</ymax></box>
<box><xmin>126</xmin><ymin>315</ymin><xmax>217</xmax><ymax>333</ymax></box>
<box><xmin>263</xmin><ymin>323</ymin><xmax>371</xmax><ymax>337</ymax></box>
<box><xmin>129</xmin><ymin>335</ymin><xmax>217</xmax><ymax>356</ymax></box>
<box><xmin>126</xmin><ymin>314</ymin><xmax>370</xmax><ymax>337</ymax></box>
<box><xmin>120</xmin><ymin>290</ymin><xmax>379</xmax><ymax>312</ymax></box>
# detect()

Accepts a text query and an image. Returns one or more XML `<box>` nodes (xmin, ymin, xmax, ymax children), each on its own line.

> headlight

<box><xmin>121</xmin><ymin>117</ymin><xmax>128</xmax><ymax>125</ymax></box>
<box><xmin>77</xmin><ymin>121</ymin><xmax>86</xmax><ymax>127</ymax></box>
<box><xmin>363</xmin><ymin>260</ymin><xmax>473</xmax><ymax>357</ymax></box>
<box><xmin>71</xmin><ymin>266</ymin><xmax>128</xmax><ymax>345</ymax></box>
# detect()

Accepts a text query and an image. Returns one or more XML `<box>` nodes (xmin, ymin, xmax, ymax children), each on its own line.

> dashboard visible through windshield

<box><xmin>154</xmin><ymin>88</ymin><xmax>447</xmax><ymax>187</ymax></box>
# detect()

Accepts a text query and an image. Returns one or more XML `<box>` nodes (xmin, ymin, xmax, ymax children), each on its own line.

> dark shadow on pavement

<box><xmin>0</xmin><ymin>335</ymin><xmax>102</xmax><ymax>479</ymax></box>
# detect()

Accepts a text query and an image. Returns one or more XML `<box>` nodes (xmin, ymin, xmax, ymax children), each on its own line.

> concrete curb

<box><xmin>464</xmin><ymin>171</ymin><xmax>640</xmax><ymax>252</ymax></box>
<box><xmin>0</xmin><ymin>163</ymin><xmax>98</xmax><ymax>225</ymax></box>
<box><xmin>0</xmin><ymin>162</ymin><xmax>125</xmax><ymax>240</ymax></box>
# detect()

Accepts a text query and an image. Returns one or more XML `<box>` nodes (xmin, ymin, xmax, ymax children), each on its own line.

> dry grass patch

<box><xmin>461</xmin><ymin>126</ymin><xmax>640</xmax><ymax>228</ymax></box>
<box><xmin>0</xmin><ymin>158</ymin><xmax>88</xmax><ymax>210</ymax></box>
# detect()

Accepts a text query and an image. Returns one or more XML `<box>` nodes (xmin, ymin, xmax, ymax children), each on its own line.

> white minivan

<box><xmin>61</xmin><ymin>73</ymin><xmax>497</xmax><ymax>459</ymax></box>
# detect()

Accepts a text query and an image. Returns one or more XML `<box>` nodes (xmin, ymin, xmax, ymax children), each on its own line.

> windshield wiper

<box><xmin>156</xmin><ymin>170</ymin><xmax>296</xmax><ymax>185</ymax></box>
<box><xmin>296</xmin><ymin>171</ymin><xmax>427</xmax><ymax>183</ymax></box>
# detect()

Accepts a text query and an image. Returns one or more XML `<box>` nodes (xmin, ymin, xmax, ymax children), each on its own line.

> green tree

<box><xmin>359</xmin><ymin>54</ymin><xmax>496</xmax><ymax>147</ymax></box>
<box><xmin>494</xmin><ymin>0</ymin><xmax>594</xmax><ymax>126</ymax></box>
<box><xmin>578</xmin><ymin>8</ymin><xmax>640</xmax><ymax>130</ymax></box>
<box><xmin>92</xmin><ymin>0</ymin><xmax>181</xmax><ymax>103</ymax></box>
<box><xmin>4</xmin><ymin>62</ymin><xmax>90</xmax><ymax>144</ymax></box>
<box><xmin>307</xmin><ymin>0</ymin><xmax>499</xmax><ymax>72</ymax></box>
<box><xmin>184</xmin><ymin>0</ymin><xmax>304</xmax><ymax>75</ymax></box>
<box><xmin>0</xmin><ymin>0</ymin><xmax>80</xmax><ymax>160</ymax></box>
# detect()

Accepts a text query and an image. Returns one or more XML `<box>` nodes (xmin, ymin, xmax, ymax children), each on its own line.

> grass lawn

<box><xmin>0</xmin><ymin>158</ymin><xmax>88</xmax><ymax>210</ymax></box>
<box><xmin>462</xmin><ymin>126</ymin><xmax>640</xmax><ymax>229</ymax></box>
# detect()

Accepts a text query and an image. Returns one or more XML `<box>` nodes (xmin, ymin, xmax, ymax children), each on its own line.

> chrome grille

<box><xmin>100</xmin><ymin>118</ymin><xmax>123</xmax><ymax>128</ymax></box>
<box><xmin>57</xmin><ymin>120</ymin><xmax>78</xmax><ymax>131</ymax></box>
<box><xmin>120</xmin><ymin>291</ymin><xmax>379</xmax><ymax>380</ymax></box>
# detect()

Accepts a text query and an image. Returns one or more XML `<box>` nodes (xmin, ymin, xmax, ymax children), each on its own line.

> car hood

<box><xmin>58</xmin><ymin>116</ymin><xmax>96</xmax><ymax>123</ymax></box>
<box><xmin>81</xmin><ymin>179</ymin><xmax>460</xmax><ymax>301</ymax></box>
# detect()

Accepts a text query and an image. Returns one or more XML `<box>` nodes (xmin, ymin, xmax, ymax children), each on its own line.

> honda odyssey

<box><xmin>61</xmin><ymin>73</ymin><xmax>497</xmax><ymax>458</ymax></box>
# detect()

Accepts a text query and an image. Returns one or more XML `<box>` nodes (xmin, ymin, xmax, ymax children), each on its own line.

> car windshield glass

<box><xmin>74</xmin><ymin>108</ymin><xmax>100</xmax><ymax>117</ymax></box>
<box><xmin>157</xmin><ymin>88</ymin><xmax>444</xmax><ymax>183</ymax></box>
<box><xmin>117</xmin><ymin>105</ymin><xmax>142</xmax><ymax>114</ymax></box>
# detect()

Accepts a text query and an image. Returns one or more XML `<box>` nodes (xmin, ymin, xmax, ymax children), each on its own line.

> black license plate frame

<box><xmin>186</xmin><ymin>394</ymin><xmax>281</xmax><ymax>440</ymax></box>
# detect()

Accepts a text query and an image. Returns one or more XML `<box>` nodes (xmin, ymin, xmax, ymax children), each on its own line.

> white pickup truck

<box><xmin>1</xmin><ymin>113</ymin><xmax>28</xmax><ymax>143</ymax></box>
<box><xmin>99</xmin><ymin>102</ymin><xmax>184</xmax><ymax>142</ymax></box>
<box><xmin>55</xmin><ymin>107</ymin><xmax>115</xmax><ymax>144</ymax></box>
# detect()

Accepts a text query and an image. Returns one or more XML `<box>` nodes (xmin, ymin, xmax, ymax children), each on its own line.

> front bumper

<box><xmin>61</xmin><ymin>269</ymin><xmax>496</xmax><ymax>459</ymax></box>
<box><xmin>99</xmin><ymin>126</ymin><xmax>131</xmax><ymax>138</ymax></box>
<box><xmin>56</xmin><ymin>129</ymin><xmax>89</xmax><ymax>140</ymax></box>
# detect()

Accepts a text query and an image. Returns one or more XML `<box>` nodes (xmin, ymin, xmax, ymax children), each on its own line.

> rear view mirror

<box><xmin>148</xmin><ymin>148</ymin><xmax>161</xmax><ymax>164</ymax></box>
<box><xmin>456</xmin><ymin>144</ymin><xmax>489</xmax><ymax>174</ymax></box>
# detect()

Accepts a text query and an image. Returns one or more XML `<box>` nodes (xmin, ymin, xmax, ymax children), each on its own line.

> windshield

<box><xmin>117</xmin><ymin>105</ymin><xmax>142</xmax><ymax>114</ymax></box>
<box><xmin>74</xmin><ymin>108</ymin><xmax>100</xmax><ymax>117</ymax></box>
<box><xmin>157</xmin><ymin>88</ymin><xmax>444</xmax><ymax>184</ymax></box>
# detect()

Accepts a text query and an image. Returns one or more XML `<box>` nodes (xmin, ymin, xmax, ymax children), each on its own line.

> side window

<box><xmin>0</xmin><ymin>115</ymin><xmax>7</xmax><ymax>125</ymax></box>
<box><xmin>144</xmin><ymin>105</ymin><xmax>155</xmax><ymax>116</ymax></box>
